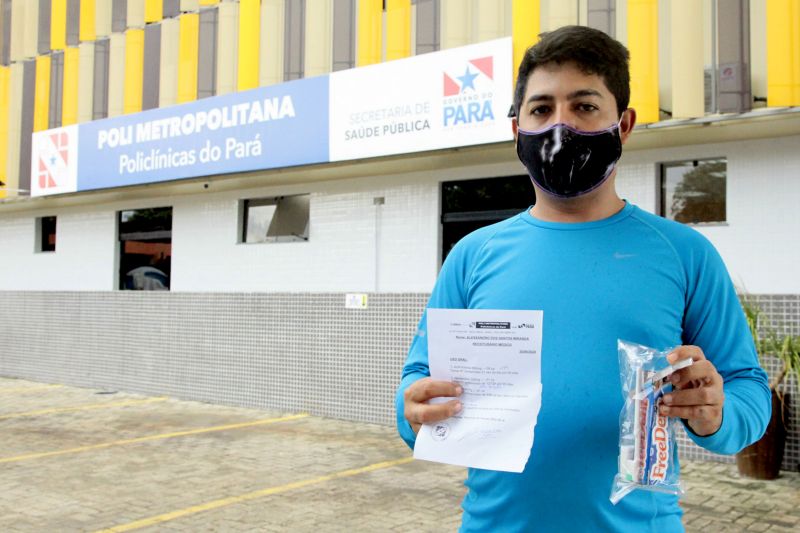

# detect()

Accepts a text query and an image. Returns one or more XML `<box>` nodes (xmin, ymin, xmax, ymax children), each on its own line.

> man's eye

<box><xmin>578</xmin><ymin>103</ymin><xmax>598</xmax><ymax>112</ymax></box>
<box><xmin>530</xmin><ymin>106</ymin><xmax>550</xmax><ymax>115</ymax></box>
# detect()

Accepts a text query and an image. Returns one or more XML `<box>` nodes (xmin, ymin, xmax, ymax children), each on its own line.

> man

<box><xmin>396</xmin><ymin>26</ymin><xmax>770</xmax><ymax>531</ymax></box>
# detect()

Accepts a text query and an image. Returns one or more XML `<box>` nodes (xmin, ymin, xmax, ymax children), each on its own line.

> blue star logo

<box><xmin>457</xmin><ymin>67</ymin><xmax>478</xmax><ymax>93</ymax></box>
<box><xmin>50</xmin><ymin>155</ymin><xmax>57</xmax><ymax>166</ymax></box>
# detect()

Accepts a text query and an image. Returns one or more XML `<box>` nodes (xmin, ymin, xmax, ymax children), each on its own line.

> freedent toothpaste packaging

<box><xmin>610</xmin><ymin>340</ymin><xmax>693</xmax><ymax>505</ymax></box>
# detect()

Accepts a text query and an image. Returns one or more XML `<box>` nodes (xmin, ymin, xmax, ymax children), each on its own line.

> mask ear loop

<box><xmin>616</xmin><ymin>110</ymin><xmax>628</xmax><ymax>132</ymax></box>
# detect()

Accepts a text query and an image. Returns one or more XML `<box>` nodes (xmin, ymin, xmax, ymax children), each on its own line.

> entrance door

<box><xmin>441</xmin><ymin>175</ymin><xmax>534</xmax><ymax>262</ymax></box>
<box><xmin>118</xmin><ymin>207</ymin><xmax>173</xmax><ymax>290</ymax></box>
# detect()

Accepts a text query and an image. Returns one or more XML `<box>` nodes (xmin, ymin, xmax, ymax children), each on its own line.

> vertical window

<box><xmin>163</xmin><ymin>0</ymin><xmax>180</xmax><ymax>18</ymax></box>
<box><xmin>441</xmin><ymin>176</ymin><xmax>533</xmax><ymax>261</ymax></box>
<box><xmin>36</xmin><ymin>216</ymin><xmax>57</xmax><ymax>252</ymax></box>
<box><xmin>284</xmin><ymin>0</ymin><xmax>305</xmax><ymax>80</ymax></box>
<box><xmin>48</xmin><ymin>50</ymin><xmax>64</xmax><ymax>129</ymax></box>
<box><xmin>66</xmin><ymin>0</ymin><xmax>80</xmax><ymax>46</ymax></box>
<box><xmin>1</xmin><ymin>0</ymin><xmax>12</xmax><ymax>65</ymax></box>
<box><xmin>240</xmin><ymin>195</ymin><xmax>310</xmax><ymax>243</ymax></box>
<box><xmin>38</xmin><ymin>0</ymin><xmax>51</xmax><ymax>54</ymax></box>
<box><xmin>93</xmin><ymin>38</ymin><xmax>110</xmax><ymax>120</ymax></box>
<box><xmin>660</xmin><ymin>158</ymin><xmax>727</xmax><ymax>224</ymax></box>
<box><xmin>415</xmin><ymin>0</ymin><xmax>439</xmax><ymax>55</ymax></box>
<box><xmin>197</xmin><ymin>7</ymin><xmax>218</xmax><ymax>99</ymax></box>
<box><xmin>112</xmin><ymin>0</ymin><xmax>128</xmax><ymax>33</ymax></box>
<box><xmin>587</xmin><ymin>0</ymin><xmax>615</xmax><ymax>38</ymax></box>
<box><xmin>119</xmin><ymin>207</ymin><xmax>173</xmax><ymax>290</ymax></box>
<box><xmin>715</xmin><ymin>0</ymin><xmax>751</xmax><ymax>113</ymax></box>
<box><xmin>332</xmin><ymin>0</ymin><xmax>354</xmax><ymax>71</ymax></box>
<box><xmin>19</xmin><ymin>60</ymin><xmax>36</xmax><ymax>195</ymax></box>
<box><xmin>142</xmin><ymin>24</ymin><xmax>161</xmax><ymax>110</ymax></box>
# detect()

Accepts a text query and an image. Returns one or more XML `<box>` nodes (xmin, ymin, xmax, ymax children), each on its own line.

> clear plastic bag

<box><xmin>610</xmin><ymin>340</ymin><xmax>692</xmax><ymax>505</ymax></box>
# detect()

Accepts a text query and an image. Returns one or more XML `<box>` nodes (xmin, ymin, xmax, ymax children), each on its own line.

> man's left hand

<box><xmin>659</xmin><ymin>345</ymin><xmax>725</xmax><ymax>436</ymax></box>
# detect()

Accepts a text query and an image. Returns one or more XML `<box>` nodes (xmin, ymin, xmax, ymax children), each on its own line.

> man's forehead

<box><xmin>525</xmin><ymin>63</ymin><xmax>610</xmax><ymax>97</ymax></box>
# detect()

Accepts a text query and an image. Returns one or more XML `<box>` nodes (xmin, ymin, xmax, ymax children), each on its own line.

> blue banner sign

<box><xmin>32</xmin><ymin>75</ymin><xmax>329</xmax><ymax>196</ymax></box>
<box><xmin>31</xmin><ymin>39</ymin><xmax>512</xmax><ymax>197</ymax></box>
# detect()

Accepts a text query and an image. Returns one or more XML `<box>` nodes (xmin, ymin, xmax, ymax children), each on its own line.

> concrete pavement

<box><xmin>1</xmin><ymin>377</ymin><xmax>797</xmax><ymax>532</ymax></box>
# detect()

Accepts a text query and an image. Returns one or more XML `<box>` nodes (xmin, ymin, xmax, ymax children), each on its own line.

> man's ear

<box><xmin>511</xmin><ymin>117</ymin><xmax>519</xmax><ymax>143</ymax></box>
<box><xmin>619</xmin><ymin>108</ymin><xmax>637</xmax><ymax>145</ymax></box>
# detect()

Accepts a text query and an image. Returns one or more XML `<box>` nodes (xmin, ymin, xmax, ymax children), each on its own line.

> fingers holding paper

<box><xmin>404</xmin><ymin>377</ymin><xmax>463</xmax><ymax>435</ymax></box>
<box><xmin>659</xmin><ymin>345</ymin><xmax>725</xmax><ymax>436</ymax></box>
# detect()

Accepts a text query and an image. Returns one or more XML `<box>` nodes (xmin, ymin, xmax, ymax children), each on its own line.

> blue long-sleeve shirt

<box><xmin>396</xmin><ymin>202</ymin><xmax>770</xmax><ymax>532</ymax></box>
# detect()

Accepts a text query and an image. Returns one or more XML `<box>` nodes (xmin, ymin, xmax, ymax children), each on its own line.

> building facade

<box><xmin>0</xmin><ymin>1</ymin><xmax>799</xmax><ymax>468</ymax></box>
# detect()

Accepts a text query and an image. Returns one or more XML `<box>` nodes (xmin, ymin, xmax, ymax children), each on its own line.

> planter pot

<box><xmin>735</xmin><ymin>390</ymin><xmax>787</xmax><ymax>479</ymax></box>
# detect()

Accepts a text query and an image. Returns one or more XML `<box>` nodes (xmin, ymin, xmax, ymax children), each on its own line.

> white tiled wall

<box><xmin>1</xmin><ymin>135</ymin><xmax>798</xmax><ymax>293</ymax></box>
<box><xmin>0</xmin><ymin>209</ymin><xmax>117</xmax><ymax>290</ymax></box>
<box><xmin>170</xmin><ymin>175</ymin><xmax>442</xmax><ymax>292</ymax></box>
<box><xmin>617</xmin><ymin>134</ymin><xmax>800</xmax><ymax>294</ymax></box>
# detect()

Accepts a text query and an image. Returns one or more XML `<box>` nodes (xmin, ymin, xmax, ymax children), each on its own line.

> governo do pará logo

<box><xmin>442</xmin><ymin>56</ymin><xmax>496</xmax><ymax>128</ymax></box>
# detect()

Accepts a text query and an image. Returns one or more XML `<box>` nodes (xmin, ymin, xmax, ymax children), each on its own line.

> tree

<box><xmin>670</xmin><ymin>161</ymin><xmax>726</xmax><ymax>223</ymax></box>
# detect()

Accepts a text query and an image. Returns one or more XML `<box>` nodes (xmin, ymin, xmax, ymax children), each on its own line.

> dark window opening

<box><xmin>240</xmin><ymin>194</ymin><xmax>310</xmax><ymax>243</ymax></box>
<box><xmin>36</xmin><ymin>216</ymin><xmax>57</xmax><ymax>252</ymax></box>
<box><xmin>659</xmin><ymin>158</ymin><xmax>727</xmax><ymax>224</ymax></box>
<box><xmin>119</xmin><ymin>207</ymin><xmax>172</xmax><ymax>290</ymax></box>
<box><xmin>441</xmin><ymin>175</ymin><xmax>534</xmax><ymax>262</ymax></box>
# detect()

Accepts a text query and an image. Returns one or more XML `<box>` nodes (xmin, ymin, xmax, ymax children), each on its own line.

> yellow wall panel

<box><xmin>767</xmin><ymin>0</ymin><xmax>800</xmax><ymax>106</ymax></box>
<box><xmin>96</xmin><ymin>0</ymin><xmax>113</xmax><ymax>38</ymax></box>
<box><xmin>0</xmin><ymin>67</ymin><xmax>9</xmax><ymax>198</ymax></box>
<box><xmin>145</xmin><ymin>0</ymin><xmax>163</xmax><ymax>23</ymax></box>
<box><xmin>260</xmin><ymin>0</ymin><xmax>284</xmax><ymax>86</ymax></box>
<box><xmin>33</xmin><ymin>56</ymin><xmax>51</xmax><ymax>133</ymax></box>
<box><xmin>386</xmin><ymin>0</ymin><xmax>410</xmax><ymax>61</ymax></box>
<box><xmin>627</xmin><ymin>0</ymin><xmax>659</xmax><ymax>123</ymax></box>
<box><xmin>199</xmin><ymin>0</ymin><xmax>220</xmax><ymax>5</ymax></box>
<box><xmin>305</xmin><ymin>0</ymin><xmax>333</xmax><ymax>76</ymax></box>
<box><xmin>178</xmin><ymin>13</ymin><xmax>199</xmax><ymax>103</ymax></box>
<box><xmin>62</xmin><ymin>47</ymin><xmax>80</xmax><ymax>126</ymax></box>
<box><xmin>512</xmin><ymin>0</ymin><xmax>541</xmax><ymax>86</ymax></box>
<box><xmin>357</xmin><ymin>0</ymin><xmax>382</xmax><ymax>66</ymax></box>
<box><xmin>216</xmin><ymin>2</ymin><xmax>238</xmax><ymax>96</ymax></box>
<box><xmin>670</xmin><ymin>0</ymin><xmax>703</xmax><ymax>118</ymax></box>
<box><xmin>124</xmin><ymin>30</ymin><xmax>145</xmax><ymax>114</ymax></box>
<box><xmin>238</xmin><ymin>0</ymin><xmax>261</xmax><ymax>91</ymax></box>
<box><xmin>80</xmin><ymin>0</ymin><xmax>97</xmax><ymax>41</ymax></box>
<box><xmin>77</xmin><ymin>42</ymin><xmax>95</xmax><ymax>123</ymax></box>
<box><xmin>108</xmin><ymin>33</ymin><xmax>126</xmax><ymax>117</ymax></box>
<box><xmin>52</xmin><ymin>0</ymin><xmax>68</xmax><ymax>50</ymax></box>
<box><xmin>160</xmin><ymin>18</ymin><xmax>179</xmax><ymax>108</ymax></box>
<box><xmin>441</xmin><ymin>0</ymin><xmax>472</xmax><ymax>49</ymax></box>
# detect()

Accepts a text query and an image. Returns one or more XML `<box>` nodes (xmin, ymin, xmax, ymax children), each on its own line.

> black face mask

<box><xmin>516</xmin><ymin>121</ymin><xmax>623</xmax><ymax>198</ymax></box>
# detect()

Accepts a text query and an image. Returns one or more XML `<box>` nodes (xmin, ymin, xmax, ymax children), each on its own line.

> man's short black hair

<box><xmin>512</xmin><ymin>25</ymin><xmax>630</xmax><ymax>119</ymax></box>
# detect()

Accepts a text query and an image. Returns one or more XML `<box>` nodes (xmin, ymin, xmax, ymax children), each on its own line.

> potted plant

<box><xmin>735</xmin><ymin>297</ymin><xmax>800</xmax><ymax>479</ymax></box>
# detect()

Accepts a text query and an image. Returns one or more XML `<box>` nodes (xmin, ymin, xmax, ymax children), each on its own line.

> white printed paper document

<box><xmin>413</xmin><ymin>309</ymin><xmax>544</xmax><ymax>473</ymax></box>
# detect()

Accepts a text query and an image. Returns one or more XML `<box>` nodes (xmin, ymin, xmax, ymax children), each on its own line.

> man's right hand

<box><xmin>403</xmin><ymin>378</ymin><xmax>463</xmax><ymax>435</ymax></box>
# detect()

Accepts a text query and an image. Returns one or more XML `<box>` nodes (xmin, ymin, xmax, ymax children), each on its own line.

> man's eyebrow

<box><xmin>526</xmin><ymin>94</ymin><xmax>553</xmax><ymax>104</ymax></box>
<box><xmin>567</xmin><ymin>89</ymin><xmax>604</xmax><ymax>99</ymax></box>
<box><xmin>524</xmin><ymin>89</ymin><xmax>604</xmax><ymax>105</ymax></box>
